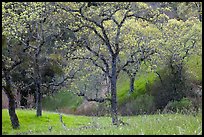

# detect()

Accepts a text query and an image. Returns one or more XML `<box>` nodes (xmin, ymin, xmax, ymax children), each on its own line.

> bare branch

<box><xmin>8</xmin><ymin>60</ymin><xmax>22</xmax><ymax>72</ymax></box>
<box><xmin>79</xmin><ymin>4</ymin><xmax>102</xmax><ymax>28</ymax></box>
<box><xmin>76</xmin><ymin>91</ymin><xmax>111</xmax><ymax>103</ymax></box>
<box><xmin>72</xmin><ymin>56</ymin><xmax>109</xmax><ymax>77</ymax></box>
<box><xmin>116</xmin><ymin>48</ymin><xmax>141</xmax><ymax>75</ymax></box>
<box><xmin>55</xmin><ymin>3</ymin><xmax>79</xmax><ymax>13</ymax></box>
<box><xmin>126</xmin><ymin>13</ymin><xmax>154</xmax><ymax>23</ymax></box>
<box><xmin>83</xmin><ymin>40</ymin><xmax>110</xmax><ymax>76</ymax></box>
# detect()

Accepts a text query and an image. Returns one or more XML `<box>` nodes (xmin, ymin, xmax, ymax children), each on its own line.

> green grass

<box><xmin>2</xmin><ymin>109</ymin><xmax>91</xmax><ymax>135</ymax></box>
<box><xmin>2</xmin><ymin>109</ymin><xmax>202</xmax><ymax>135</ymax></box>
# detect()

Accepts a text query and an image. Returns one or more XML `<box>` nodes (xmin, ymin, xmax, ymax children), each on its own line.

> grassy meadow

<box><xmin>2</xmin><ymin>109</ymin><xmax>202</xmax><ymax>135</ymax></box>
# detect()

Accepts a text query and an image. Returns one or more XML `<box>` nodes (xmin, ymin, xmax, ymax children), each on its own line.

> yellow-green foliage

<box><xmin>185</xmin><ymin>55</ymin><xmax>202</xmax><ymax>82</ymax></box>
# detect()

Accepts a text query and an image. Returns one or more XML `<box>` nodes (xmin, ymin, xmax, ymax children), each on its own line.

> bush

<box><xmin>76</xmin><ymin>101</ymin><xmax>111</xmax><ymax>116</ymax></box>
<box><xmin>42</xmin><ymin>90</ymin><xmax>83</xmax><ymax>112</ymax></box>
<box><xmin>162</xmin><ymin>97</ymin><xmax>193</xmax><ymax>114</ymax></box>
<box><xmin>151</xmin><ymin>64</ymin><xmax>193</xmax><ymax>109</ymax></box>
<box><xmin>120</xmin><ymin>94</ymin><xmax>156</xmax><ymax>116</ymax></box>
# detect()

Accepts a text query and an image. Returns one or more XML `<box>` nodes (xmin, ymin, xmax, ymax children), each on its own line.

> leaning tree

<box><xmin>2</xmin><ymin>34</ymin><xmax>22</xmax><ymax>129</ymax></box>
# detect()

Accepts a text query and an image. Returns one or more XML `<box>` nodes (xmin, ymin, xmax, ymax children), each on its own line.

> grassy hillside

<box><xmin>117</xmin><ymin>54</ymin><xmax>202</xmax><ymax>106</ymax></box>
<box><xmin>2</xmin><ymin>109</ymin><xmax>202</xmax><ymax>135</ymax></box>
<box><xmin>117</xmin><ymin>70</ymin><xmax>157</xmax><ymax>106</ymax></box>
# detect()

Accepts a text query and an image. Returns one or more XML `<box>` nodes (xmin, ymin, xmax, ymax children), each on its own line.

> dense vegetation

<box><xmin>2</xmin><ymin>2</ymin><xmax>202</xmax><ymax>135</ymax></box>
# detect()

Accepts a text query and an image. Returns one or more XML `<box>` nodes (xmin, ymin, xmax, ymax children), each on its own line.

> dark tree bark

<box><xmin>194</xmin><ymin>2</ymin><xmax>202</xmax><ymax>22</ymax></box>
<box><xmin>155</xmin><ymin>71</ymin><xmax>163</xmax><ymax>85</ymax></box>
<box><xmin>129</xmin><ymin>77</ymin><xmax>135</xmax><ymax>93</ymax></box>
<box><xmin>34</xmin><ymin>52</ymin><xmax>43</xmax><ymax>117</ymax></box>
<box><xmin>3</xmin><ymin>68</ymin><xmax>20</xmax><ymax>129</ymax></box>
<box><xmin>6</xmin><ymin>91</ymin><xmax>20</xmax><ymax>129</ymax></box>
<box><xmin>35</xmin><ymin>80</ymin><xmax>42</xmax><ymax>116</ymax></box>
<box><xmin>110</xmin><ymin>56</ymin><xmax>118</xmax><ymax>125</ymax></box>
<box><xmin>20</xmin><ymin>89</ymin><xmax>28</xmax><ymax>108</ymax></box>
<box><xmin>32</xmin><ymin>37</ymin><xmax>44</xmax><ymax>116</ymax></box>
<box><xmin>122</xmin><ymin>67</ymin><xmax>137</xmax><ymax>94</ymax></box>
<box><xmin>5</xmin><ymin>91</ymin><xmax>20</xmax><ymax>129</ymax></box>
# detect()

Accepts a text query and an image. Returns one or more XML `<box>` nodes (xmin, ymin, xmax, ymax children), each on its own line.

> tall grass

<box><xmin>2</xmin><ymin>109</ymin><xmax>202</xmax><ymax>135</ymax></box>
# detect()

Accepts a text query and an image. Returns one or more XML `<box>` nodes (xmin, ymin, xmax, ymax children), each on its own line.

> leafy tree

<box><xmin>150</xmin><ymin>18</ymin><xmax>202</xmax><ymax>108</ymax></box>
<box><xmin>119</xmin><ymin>18</ymin><xmax>160</xmax><ymax>94</ymax></box>
<box><xmin>56</xmin><ymin>2</ymin><xmax>162</xmax><ymax>125</ymax></box>
<box><xmin>2</xmin><ymin>2</ymin><xmax>77</xmax><ymax>118</ymax></box>
<box><xmin>149</xmin><ymin>2</ymin><xmax>202</xmax><ymax>22</ymax></box>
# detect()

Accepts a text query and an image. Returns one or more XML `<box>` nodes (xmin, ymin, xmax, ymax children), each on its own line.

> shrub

<box><xmin>75</xmin><ymin>101</ymin><xmax>111</xmax><ymax>116</ymax></box>
<box><xmin>162</xmin><ymin>97</ymin><xmax>193</xmax><ymax>114</ymax></box>
<box><xmin>151</xmin><ymin>64</ymin><xmax>193</xmax><ymax>109</ymax></box>
<box><xmin>120</xmin><ymin>94</ymin><xmax>156</xmax><ymax>116</ymax></box>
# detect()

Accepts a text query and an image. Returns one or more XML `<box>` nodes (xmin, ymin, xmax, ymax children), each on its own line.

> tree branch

<box><xmin>76</xmin><ymin>91</ymin><xmax>111</xmax><ymax>103</ymax></box>
<box><xmin>8</xmin><ymin>60</ymin><xmax>22</xmax><ymax>72</ymax></box>
<box><xmin>77</xmin><ymin>4</ymin><xmax>114</xmax><ymax>55</ymax></box>
<box><xmin>72</xmin><ymin>56</ymin><xmax>109</xmax><ymax>77</ymax></box>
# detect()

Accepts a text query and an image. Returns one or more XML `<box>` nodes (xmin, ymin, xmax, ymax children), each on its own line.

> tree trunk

<box><xmin>7</xmin><ymin>92</ymin><xmax>20</xmax><ymax>129</ymax></box>
<box><xmin>110</xmin><ymin>56</ymin><xmax>118</xmax><ymax>125</ymax></box>
<box><xmin>20</xmin><ymin>89</ymin><xmax>28</xmax><ymax>108</ymax></box>
<box><xmin>34</xmin><ymin>52</ymin><xmax>43</xmax><ymax>117</ymax></box>
<box><xmin>197</xmin><ymin>2</ymin><xmax>202</xmax><ymax>22</ymax></box>
<box><xmin>129</xmin><ymin>77</ymin><xmax>135</xmax><ymax>94</ymax></box>
<box><xmin>35</xmin><ymin>80</ymin><xmax>42</xmax><ymax>116</ymax></box>
<box><xmin>3</xmin><ymin>71</ymin><xmax>20</xmax><ymax>129</ymax></box>
<box><xmin>155</xmin><ymin>71</ymin><xmax>163</xmax><ymax>86</ymax></box>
